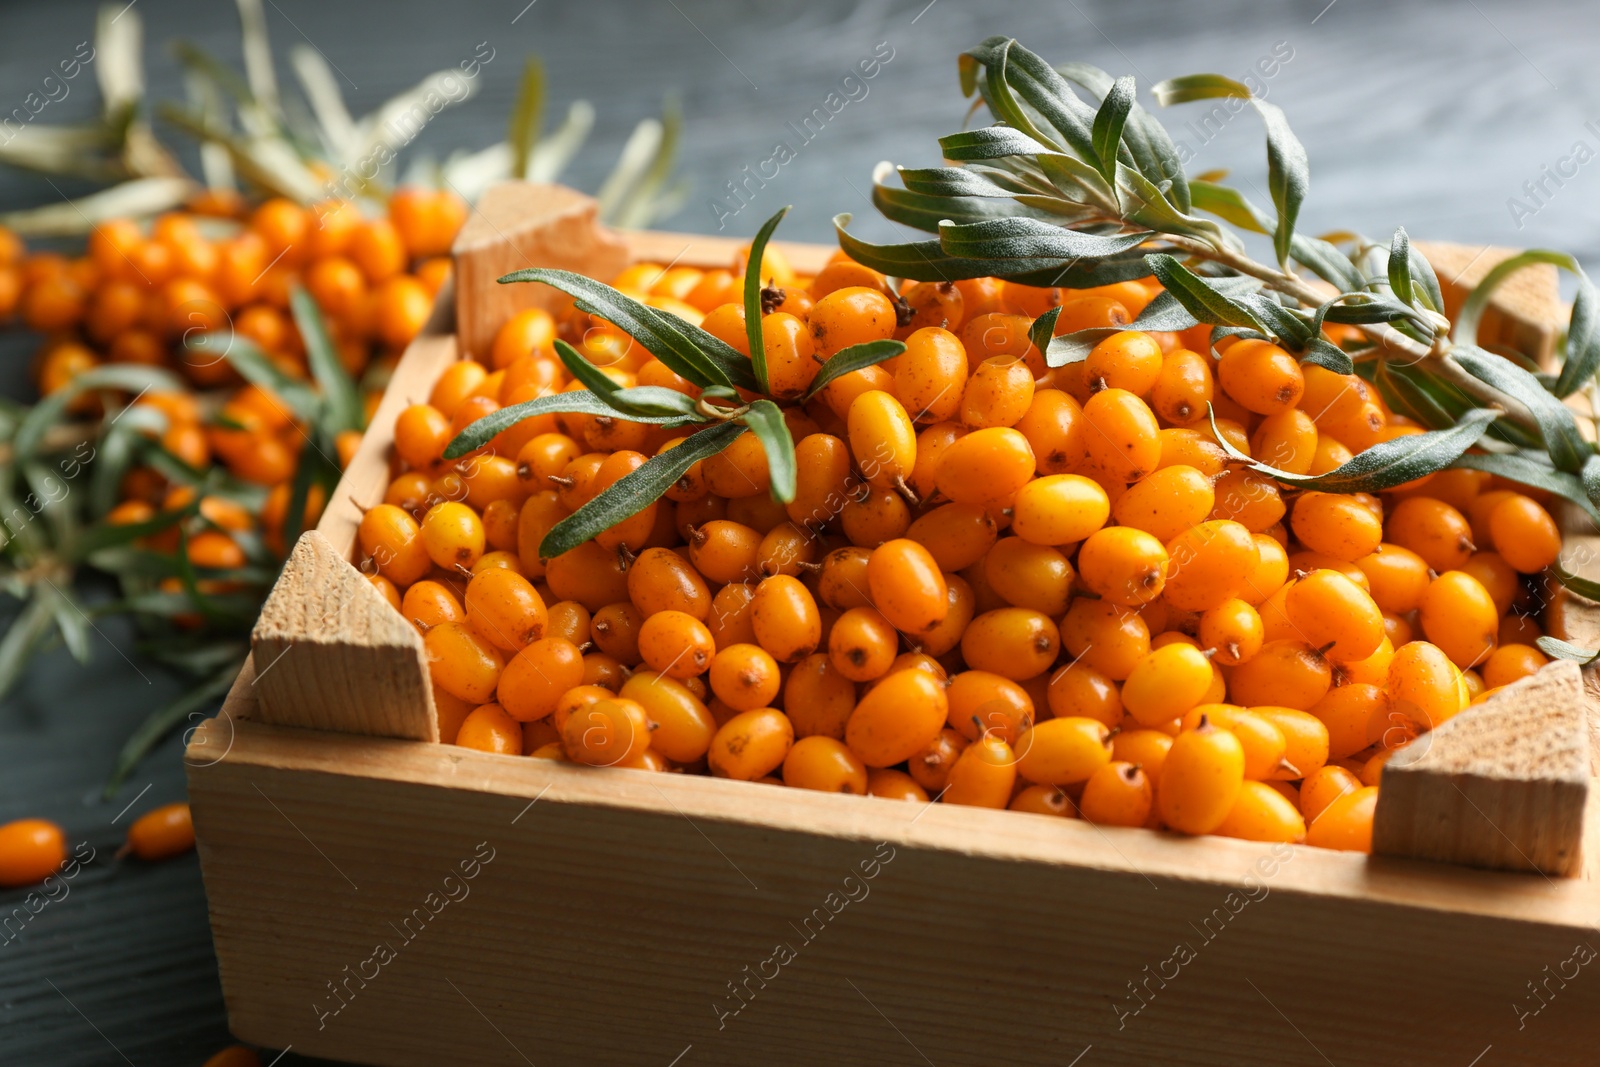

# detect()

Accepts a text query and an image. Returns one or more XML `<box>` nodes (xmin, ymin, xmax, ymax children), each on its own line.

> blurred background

<box><xmin>1</xmin><ymin>0</ymin><xmax>1595</xmax><ymax>1063</ymax></box>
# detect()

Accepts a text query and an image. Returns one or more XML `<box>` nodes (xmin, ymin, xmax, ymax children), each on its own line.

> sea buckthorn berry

<box><xmin>782</xmin><ymin>736</ymin><xmax>868</xmax><ymax>794</ymax></box>
<box><xmin>1209</xmin><ymin>469</ymin><xmax>1285</xmax><ymax>533</ymax></box>
<box><xmin>845</xmin><ymin>667</ymin><xmax>949</xmax><ymax>767</ymax></box>
<box><xmin>1487</xmin><ymin>493</ymin><xmax>1560</xmax><ymax>573</ymax></box>
<box><xmin>893</xmin><ymin>326</ymin><xmax>968</xmax><ymax>421</ymax></box>
<box><xmin>1014</xmin><ymin>390</ymin><xmax>1085</xmax><ymax>476</ymax></box>
<box><xmin>907</xmin><ymin>574</ymin><xmax>975</xmax><ymax>657</ymax></box>
<box><xmin>1499</xmin><ymin>613</ymin><xmax>1543</xmax><ymax>647</ymax></box>
<box><xmin>425</xmin><ymin>622</ymin><xmax>505</xmax><ymax>704</ymax></box>
<box><xmin>1112</xmin><ymin>729</ymin><xmax>1173</xmax><ymax>787</ymax></box>
<box><xmin>1300</xmin><ymin>765</ymin><xmax>1362</xmax><ymax>824</ymax></box>
<box><xmin>709</xmin><ymin>643</ymin><xmax>782</xmax><ymax>711</ymax></box>
<box><xmin>1387</xmin><ymin>496</ymin><xmax>1473</xmax><ymax>573</ymax></box>
<box><xmin>1113</xmin><ymin>465</ymin><xmax>1214</xmax><ymax>544</ymax></box>
<box><xmin>1121</xmin><ymin>644</ymin><xmax>1214</xmax><ymax>727</ymax></box>
<box><xmin>1163</xmin><ymin>519</ymin><xmax>1259</xmax><ymax>612</ymax></box>
<box><xmin>482</xmin><ymin>499</ymin><xmax>521</xmax><ymax>554</ymax></box>
<box><xmin>907</xmin><ymin>728</ymin><xmax>968</xmax><ymax>793</ymax></box>
<box><xmin>1388</xmin><ymin>640</ymin><xmax>1465</xmax><ymax>729</ymax></box>
<box><xmin>1290</xmin><ymin>491</ymin><xmax>1384</xmax><ymax>562</ymax></box>
<box><xmin>905</xmin><ymin>503</ymin><xmax>997</xmax><ymax>572</ymax></box>
<box><xmin>1075</xmin><ymin>762</ymin><xmax>1151</xmax><ymax>826</ymax></box>
<box><xmin>1010</xmin><ymin>473</ymin><xmax>1110</xmax><ymax>546</ymax></box>
<box><xmin>689</xmin><ymin>520</ymin><xmax>762</xmax><ymax>584</ymax></box>
<box><xmin>1214</xmin><ymin>780</ymin><xmax>1306</xmax><ymax>843</ymax></box>
<box><xmin>760</xmin><ymin>311</ymin><xmax>819</xmax><ymax>398</ymax></box>
<box><xmin>867</xmin><ymin>768</ymin><xmax>930</xmax><ymax>802</ymax></box>
<box><xmin>1309</xmin><ymin>683</ymin><xmax>1391</xmax><ymax>760</ymax></box>
<box><xmin>1355</xmin><ymin>543</ymin><xmax>1431</xmax><ymax>613</ymax></box>
<box><xmin>402</xmin><ymin>580</ymin><xmax>465</xmax><ymax>632</ymax></box>
<box><xmin>1061</xmin><ymin>598</ymin><xmax>1150</xmax><ymax>680</ymax></box>
<box><xmin>961</xmin><ymin>310</ymin><xmax>1040</xmax><ymax>368</ymax></box>
<box><xmin>1085</xmin><ymin>331</ymin><xmax>1162</xmax><ymax>396</ymax></box>
<box><xmin>1158</xmin><ymin>717</ymin><xmax>1246</xmax><ymax>835</ymax></box>
<box><xmin>1228</xmin><ymin>640</ymin><xmax>1331</xmax><ymax>710</ymax></box>
<box><xmin>591</xmin><ymin>602</ymin><xmax>644</xmax><ymax>665</ymax></box>
<box><xmin>704</xmin><ymin>583</ymin><xmax>757</xmax><ymax>652</ymax></box>
<box><xmin>544</xmin><ymin>601</ymin><xmax>591</xmax><ymax>645</ymax></box>
<box><xmin>983</xmin><ymin>537</ymin><xmax>1074</xmax><ymax>616</ymax></box>
<box><xmin>464</xmin><ymin>568</ymin><xmax>548</xmax><ymax>651</ymax></box>
<box><xmin>1252</xmin><ymin>707</ymin><xmax>1330</xmax><ymax>780</ymax></box>
<box><xmin>358</xmin><ymin>503</ymin><xmax>432</xmax><ymax>587</ymax></box>
<box><xmin>935</xmin><ymin>426</ymin><xmax>1036</xmax><ymax>505</ymax></box>
<box><xmin>787</xmin><ymin>433</ymin><xmax>854</xmax><ymax>527</ymax></box>
<box><xmin>1149</xmin><ymin>348</ymin><xmax>1214</xmax><ymax>425</ymax></box>
<box><xmin>1010</xmin><ymin>784</ymin><xmax>1076</xmax><ymax>817</ymax></box>
<box><xmin>1047</xmin><ymin>662</ymin><xmax>1123</xmax><ymax>729</ymax></box>
<box><xmin>946</xmin><ymin>670</ymin><xmax>1034</xmax><ymax>745</ymax></box>
<box><xmin>563</xmin><ymin>698</ymin><xmax>651</xmax><ymax>767</ymax></box>
<box><xmin>836</xmin><ymin>485</ymin><xmax>908</xmax><ymax>548</ymax></box>
<box><xmin>1081</xmin><ymin>388</ymin><xmax>1161</xmax><ymax>482</ymax></box>
<box><xmin>784</xmin><ymin>654</ymin><xmax>857</xmax><ymax>740</ymax></box>
<box><xmin>959</xmin><ymin>355</ymin><xmax>1035</xmax><ymax>429</ymax></box>
<box><xmin>1079</xmin><ymin>527</ymin><xmax>1168</xmax><ymax>606</ymax></box>
<box><xmin>1481</xmin><ymin>643</ymin><xmax>1548</xmax><ymax>689</ymax></box>
<box><xmin>1158</xmin><ymin>428</ymin><xmax>1228</xmax><ymax>477</ymax></box>
<box><xmin>421</xmin><ymin>501</ymin><xmax>485</xmax><ymax>570</ymax></box>
<box><xmin>455</xmin><ymin>704</ymin><xmax>523</xmax><ymax>754</ymax></box>
<box><xmin>866</xmin><ymin>538</ymin><xmax>948</xmax><ymax>633</ymax></box>
<box><xmin>1459</xmin><ymin>551</ymin><xmax>1519</xmax><ymax>617</ymax></box>
<box><xmin>960</xmin><ymin>607</ymin><xmax>1059</xmax><ymax>680</ymax></box>
<box><xmin>1304</xmin><ymin>786</ymin><xmax>1378</xmax><ymax>852</ymax></box>
<box><xmin>496</xmin><ymin>637</ymin><xmax>584</xmax><ymax>721</ymax></box>
<box><xmin>620</xmin><ymin>671</ymin><xmax>715</xmax><ymax>763</ymax></box>
<box><xmin>750</xmin><ymin>575</ymin><xmax>822</xmax><ymax>663</ymax></box>
<box><xmin>517</xmin><ymin>433</ymin><xmax>582</xmax><ymax>492</ymax></box>
<box><xmin>627</xmin><ymin>546</ymin><xmax>711</xmax><ymax>619</ymax></box>
<box><xmin>1418</xmin><ymin>570</ymin><xmax>1498</xmax><ymax>668</ymax></box>
<box><xmin>817</xmin><ymin>547</ymin><xmax>874</xmax><ymax>611</ymax></box>
<box><xmin>1217</xmin><ymin>339</ymin><xmax>1304</xmax><ymax>414</ymax></box>
<box><xmin>942</xmin><ymin>735</ymin><xmax>1018</xmax><ymax>808</ymax></box>
<box><xmin>395</xmin><ymin>403</ymin><xmax>452</xmax><ymax>469</ymax></box>
<box><xmin>0</xmin><ymin>818</ymin><xmax>67</xmax><ymax>887</ymax></box>
<box><xmin>637</xmin><ymin>610</ymin><xmax>715</xmax><ymax>679</ymax></box>
<box><xmin>1250</xmin><ymin>409</ymin><xmax>1317</xmax><ymax>475</ymax></box>
<box><xmin>701</xmin><ymin>431</ymin><xmax>771</xmax><ymax>499</ymax></box>
<box><xmin>1200</xmin><ymin>599</ymin><xmax>1264</xmax><ymax>666</ymax></box>
<box><xmin>828</xmin><ymin>607</ymin><xmax>899</xmax><ymax>682</ymax></box>
<box><xmin>1285</xmin><ymin>569</ymin><xmax>1384</xmax><ymax>663</ymax></box>
<box><xmin>809</xmin><ymin>286</ymin><xmax>897</xmax><ymax>357</ymax></box>
<box><xmin>1179</xmin><ymin>705</ymin><xmax>1286</xmax><ymax>781</ymax></box>
<box><xmin>1015</xmin><ymin>716</ymin><xmax>1112</xmax><ymax>786</ymax></box>
<box><xmin>848</xmin><ymin>390</ymin><xmax>917</xmax><ymax>491</ymax></box>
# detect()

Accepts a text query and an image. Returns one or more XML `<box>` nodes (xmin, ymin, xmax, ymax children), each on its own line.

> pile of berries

<box><xmin>359</xmin><ymin>244</ymin><xmax>1566</xmax><ymax>853</ymax></box>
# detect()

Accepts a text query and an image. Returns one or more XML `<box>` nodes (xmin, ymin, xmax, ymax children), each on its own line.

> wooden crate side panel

<box><xmin>190</xmin><ymin>722</ymin><xmax>1600</xmax><ymax>1067</ymax></box>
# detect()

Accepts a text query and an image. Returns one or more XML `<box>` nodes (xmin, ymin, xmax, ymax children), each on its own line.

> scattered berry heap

<box><xmin>359</xmin><ymin>239</ymin><xmax>1565</xmax><ymax>854</ymax></box>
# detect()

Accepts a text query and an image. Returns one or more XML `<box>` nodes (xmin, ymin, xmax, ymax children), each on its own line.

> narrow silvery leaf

<box><xmin>1453</xmin><ymin>450</ymin><xmax>1600</xmax><ymax>526</ymax></box>
<box><xmin>1451</xmin><ymin>345</ymin><xmax>1589</xmax><ymax>473</ymax></box>
<box><xmin>803</xmin><ymin>340</ymin><xmax>906</xmax><ymax>402</ymax></box>
<box><xmin>741</xmin><ymin>400</ymin><xmax>796</xmax><ymax>504</ymax></box>
<box><xmin>743</xmin><ymin>207</ymin><xmax>791</xmax><ymax>393</ymax></box>
<box><xmin>1537</xmin><ymin>636</ymin><xmax>1600</xmax><ymax>664</ymax></box>
<box><xmin>1090</xmin><ymin>75</ymin><xmax>1136</xmax><ymax>181</ymax></box>
<box><xmin>445</xmin><ymin>390</ymin><xmax>701</xmax><ymax>459</ymax></box>
<box><xmin>1145</xmin><ymin>254</ymin><xmax>1265</xmax><ymax>330</ymax></box>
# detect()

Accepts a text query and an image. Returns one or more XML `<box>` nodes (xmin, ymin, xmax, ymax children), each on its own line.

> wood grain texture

<box><xmin>451</xmin><ymin>183</ymin><xmax>629</xmax><ymax>361</ymax></box>
<box><xmin>1373</xmin><ymin>661</ymin><xmax>1590</xmax><ymax>876</ymax></box>
<box><xmin>1417</xmin><ymin>241</ymin><xmax>1565</xmax><ymax>367</ymax></box>
<box><xmin>251</xmin><ymin>530</ymin><xmax>437</xmax><ymax>741</ymax></box>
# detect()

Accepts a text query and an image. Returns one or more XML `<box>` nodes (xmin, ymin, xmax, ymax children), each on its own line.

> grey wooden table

<box><xmin>1</xmin><ymin>0</ymin><xmax>1596</xmax><ymax>1063</ymax></box>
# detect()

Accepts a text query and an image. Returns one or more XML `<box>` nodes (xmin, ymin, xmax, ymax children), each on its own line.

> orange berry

<box><xmin>783</xmin><ymin>735</ymin><xmax>869</xmax><ymax>793</ymax></box>
<box><xmin>1217</xmin><ymin>339</ymin><xmax>1304</xmax><ymax>414</ymax></box>
<box><xmin>1015</xmin><ymin>716</ymin><xmax>1112</xmax><ymax>785</ymax></box>
<box><xmin>1157</xmin><ymin>717</ymin><xmax>1246</xmax><ymax>835</ymax></box>
<box><xmin>1304</xmin><ymin>786</ymin><xmax>1377</xmax><ymax>852</ymax></box>
<box><xmin>0</xmin><ymin>818</ymin><xmax>67</xmax><ymax>887</ymax></box>
<box><xmin>1418</xmin><ymin>571</ymin><xmax>1499</xmax><ymax>668</ymax></box>
<box><xmin>845</xmin><ymin>667</ymin><xmax>948</xmax><ymax>767</ymax></box>
<box><xmin>709</xmin><ymin>708</ymin><xmax>794</xmax><ymax>779</ymax></box>
<box><xmin>1214</xmin><ymin>780</ymin><xmax>1306</xmax><ymax>843</ymax></box>
<box><xmin>1486</xmin><ymin>493</ymin><xmax>1560</xmax><ymax>573</ymax></box>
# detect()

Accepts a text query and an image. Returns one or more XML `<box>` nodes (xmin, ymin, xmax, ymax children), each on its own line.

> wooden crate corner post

<box><xmin>451</xmin><ymin>182</ymin><xmax>630</xmax><ymax>362</ymax></box>
<box><xmin>1372</xmin><ymin>659</ymin><xmax>1590</xmax><ymax>876</ymax></box>
<box><xmin>248</xmin><ymin>529</ymin><xmax>437</xmax><ymax>741</ymax></box>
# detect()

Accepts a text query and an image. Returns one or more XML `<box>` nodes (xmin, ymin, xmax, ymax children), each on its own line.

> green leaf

<box><xmin>1452</xmin><ymin>450</ymin><xmax>1600</xmax><ymax>526</ymax></box>
<box><xmin>289</xmin><ymin>285</ymin><xmax>364</xmax><ymax>433</ymax></box>
<box><xmin>1056</xmin><ymin>60</ymin><xmax>1190</xmax><ymax>212</ymax></box>
<box><xmin>803</xmin><ymin>340</ymin><xmax>907</xmax><ymax>403</ymax></box>
<box><xmin>540</xmin><ymin>422</ymin><xmax>746</xmax><ymax>559</ymax></box>
<box><xmin>1029</xmin><ymin>308</ymin><xmax>1063</xmax><ymax>354</ymax></box>
<box><xmin>936</xmin><ymin>217</ymin><xmax>1154</xmax><ymax>266</ymax></box>
<box><xmin>12</xmin><ymin>366</ymin><xmax>182</xmax><ymax>463</ymax></box>
<box><xmin>1450</xmin><ymin>344</ymin><xmax>1590</xmax><ymax>473</ymax></box>
<box><xmin>744</xmin><ymin>207</ymin><xmax>791</xmax><ymax>393</ymax></box>
<box><xmin>553</xmin><ymin>339</ymin><xmax>706</xmax><ymax>422</ymax></box>
<box><xmin>1387</xmin><ymin>227</ymin><xmax>1416</xmax><ymax>308</ymax></box>
<box><xmin>0</xmin><ymin>592</ymin><xmax>54</xmax><ymax>704</ymax></box>
<box><xmin>835</xmin><ymin>213</ymin><xmax>1155</xmax><ymax>286</ymax></box>
<box><xmin>103</xmin><ymin>662</ymin><xmax>242</xmax><ymax>798</ymax></box>
<box><xmin>553</xmin><ymin>337</ymin><xmax>624</xmax><ymax>397</ymax></box>
<box><xmin>1455</xmin><ymin>250</ymin><xmax>1599</xmax><ymax>399</ymax></box>
<box><xmin>1291</xmin><ymin>235</ymin><xmax>1366</xmax><ymax>293</ymax></box>
<box><xmin>962</xmin><ymin>38</ymin><xmax>1098</xmax><ymax>162</ymax></box>
<box><xmin>444</xmin><ymin>388</ymin><xmax>701</xmax><ymax>459</ymax></box>
<box><xmin>740</xmin><ymin>400</ymin><xmax>796</xmax><ymax>504</ymax></box>
<box><xmin>507</xmin><ymin>57</ymin><xmax>544</xmax><ymax>181</ymax></box>
<box><xmin>1043</xmin><ymin>327</ymin><xmax>1123</xmax><ymax>368</ymax></box>
<box><xmin>188</xmin><ymin>332</ymin><xmax>319</xmax><ymax>422</ymax></box>
<box><xmin>41</xmin><ymin>582</ymin><xmax>91</xmax><ymax>665</ymax></box>
<box><xmin>1299</xmin><ymin>338</ymin><xmax>1356</xmax><ymax>376</ymax></box>
<box><xmin>1189</xmin><ymin>179</ymin><xmax>1270</xmax><ymax>234</ymax></box>
<box><xmin>937</xmin><ymin>126</ymin><xmax>1056</xmax><ymax>161</ymax></box>
<box><xmin>71</xmin><ymin>503</ymin><xmax>197</xmax><ymax>562</ymax></box>
<box><xmin>1209</xmin><ymin>405</ymin><xmax>1498</xmax><ymax>492</ymax></box>
<box><xmin>1090</xmin><ymin>75</ymin><xmax>1136</xmax><ymax>182</ymax></box>
<box><xmin>1536</xmin><ymin>635</ymin><xmax>1599</xmax><ymax>664</ymax></box>
<box><xmin>499</xmin><ymin>267</ymin><xmax>755</xmax><ymax>391</ymax></box>
<box><xmin>1145</xmin><ymin>254</ymin><xmax>1265</xmax><ymax>330</ymax></box>
<box><xmin>1551</xmin><ymin>564</ymin><xmax>1600</xmax><ymax>605</ymax></box>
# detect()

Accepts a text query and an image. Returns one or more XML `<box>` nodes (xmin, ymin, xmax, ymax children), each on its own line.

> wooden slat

<box><xmin>1418</xmin><ymin>240</ymin><xmax>1566</xmax><ymax>368</ymax></box>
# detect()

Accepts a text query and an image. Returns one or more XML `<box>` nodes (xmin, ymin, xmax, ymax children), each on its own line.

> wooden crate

<box><xmin>189</xmin><ymin>184</ymin><xmax>1600</xmax><ymax>1067</ymax></box>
